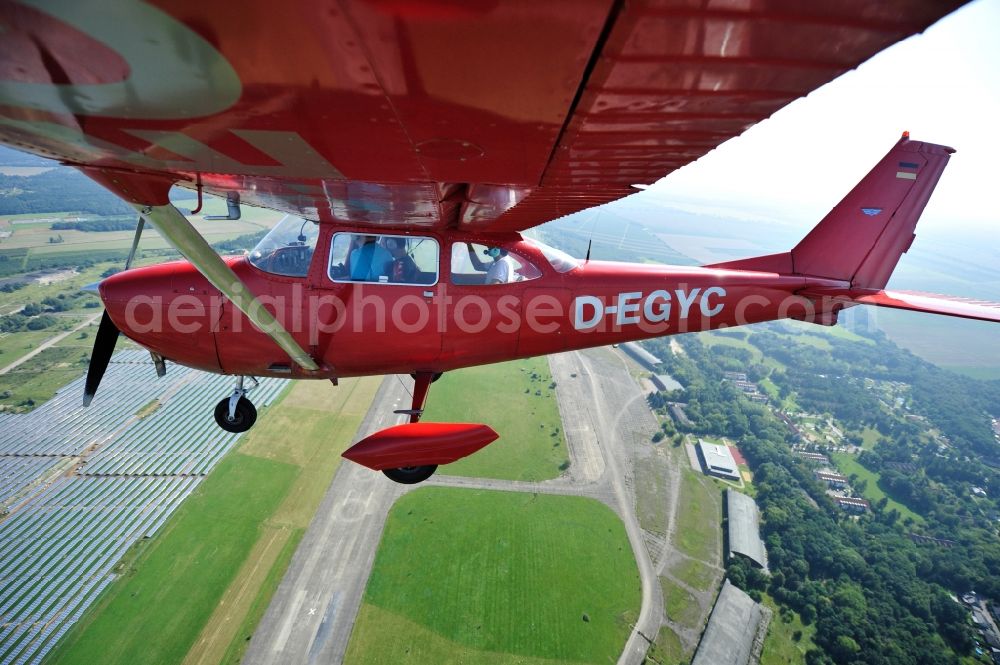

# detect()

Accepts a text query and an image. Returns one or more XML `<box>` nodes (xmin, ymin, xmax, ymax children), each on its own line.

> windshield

<box><xmin>525</xmin><ymin>238</ymin><xmax>580</xmax><ymax>273</ymax></box>
<box><xmin>248</xmin><ymin>216</ymin><xmax>319</xmax><ymax>277</ymax></box>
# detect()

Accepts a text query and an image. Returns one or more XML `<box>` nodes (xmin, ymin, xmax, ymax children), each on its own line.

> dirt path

<box><xmin>0</xmin><ymin>311</ymin><xmax>101</xmax><ymax>375</ymax></box>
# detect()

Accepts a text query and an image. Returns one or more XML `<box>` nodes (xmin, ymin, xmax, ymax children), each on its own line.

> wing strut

<box><xmin>132</xmin><ymin>202</ymin><xmax>320</xmax><ymax>372</ymax></box>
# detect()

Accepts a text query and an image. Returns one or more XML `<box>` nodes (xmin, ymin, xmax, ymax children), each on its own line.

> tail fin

<box><xmin>709</xmin><ymin>135</ymin><xmax>954</xmax><ymax>289</ymax></box>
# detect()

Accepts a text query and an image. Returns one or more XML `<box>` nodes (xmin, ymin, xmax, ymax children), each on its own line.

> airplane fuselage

<box><xmin>99</xmin><ymin>227</ymin><xmax>847</xmax><ymax>380</ymax></box>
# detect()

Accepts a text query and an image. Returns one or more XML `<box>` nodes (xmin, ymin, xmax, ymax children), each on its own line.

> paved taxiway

<box><xmin>243</xmin><ymin>348</ymin><xmax>670</xmax><ymax>664</ymax></box>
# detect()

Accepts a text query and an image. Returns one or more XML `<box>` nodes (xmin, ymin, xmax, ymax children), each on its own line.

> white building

<box><xmin>697</xmin><ymin>440</ymin><xmax>740</xmax><ymax>480</ymax></box>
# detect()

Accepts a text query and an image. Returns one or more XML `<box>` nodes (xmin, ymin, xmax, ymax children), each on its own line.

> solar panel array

<box><xmin>0</xmin><ymin>351</ymin><xmax>287</xmax><ymax>665</ymax></box>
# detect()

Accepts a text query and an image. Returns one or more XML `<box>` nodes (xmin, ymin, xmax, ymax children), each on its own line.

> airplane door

<box><xmin>441</xmin><ymin>242</ymin><xmax>542</xmax><ymax>367</ymax></box>
<box><xmin>317</xmin><ymin>232</ymin><xmax>443</xmax><ymax>375</ymax></box>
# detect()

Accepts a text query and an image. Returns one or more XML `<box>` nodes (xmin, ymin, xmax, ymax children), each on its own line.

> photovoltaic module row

<box><xmin>0</xmin><ymin>351</ymin><xmax>288</xmax><ymax>665</ymax></box>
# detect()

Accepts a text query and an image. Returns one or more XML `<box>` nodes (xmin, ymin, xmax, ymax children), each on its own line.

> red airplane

<box><xmin>1</xmin><ymin>1</ymin><xmax>997</xmax><ymax>484</ymax></box>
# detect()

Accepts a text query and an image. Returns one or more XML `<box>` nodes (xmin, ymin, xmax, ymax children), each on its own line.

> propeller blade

<box><xmin>83</xmin><ymin>311</ymin><xmax>120</xmax><ymax>407</ymax></box>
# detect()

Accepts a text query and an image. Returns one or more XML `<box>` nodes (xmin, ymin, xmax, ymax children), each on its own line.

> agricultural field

<box><xmin>0</xmin><ymin>198</ymin><xmax>276</xmax><ymax>256</ymax></box>
<box><xmin>421</xmin><ymin>357</ymin><xmax>568</xmax><ymax>481</ymax></box>
<box><xmin>875</xmin><ymin>309</ymin><xmax>1000</xmax><ymax>380</ymax></box>
<box><xmin>45</xmin><ymin>377</ymin><xmax>381</xmax><ymax>665</ymax></box>
<box><xmin>344</xmin><ymin>488</ymin><xmax>641</xmax><ymax>665</ymax></box>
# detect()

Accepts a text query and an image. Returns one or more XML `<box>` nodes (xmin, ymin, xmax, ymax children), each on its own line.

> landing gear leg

<box><xmin>382</xmin><ymin>372</ymin><xmax>442</xmax><ymax>483</ymax></box>
<box><xmin>213</xmin><ymin>376</ymin><xmax>258</xmax><ymax>433</ymax></box>
<box><xmin>396</xmin><ymin>371</ymin><xmax>441</xmax><ymax>423</ymax></box>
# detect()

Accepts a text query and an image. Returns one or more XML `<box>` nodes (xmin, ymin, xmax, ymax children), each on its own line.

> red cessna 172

<box><xmin>2</xmin><ymin>0</ymin><xmax>998</xmax><ymax>483</ymax></box>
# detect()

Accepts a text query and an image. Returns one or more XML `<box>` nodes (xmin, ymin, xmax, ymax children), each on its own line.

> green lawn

<box><xmin>831</xmin><ymin>452</ymin><xmax>924</xmax><ymax>524</ymax></box>
<box><xmin>345</xmin><ymin>488</ymin><xmax>641</xmax><ymax>664</ymax></box>
<box><xmin>669</xmin><ymin>558</ymin><xmax>718</xmax><ymax>592</ymax></box>
<box><xmin>422</xmin><ymin>357</ymin><xmax>568</xmax><ymax>481</ymax></box>
<box><xmin>675</xmin><ymin>470</ymin><xmax>722</xmax><ymax>562</ymax></box>
<box><xmin>45</xmin><ymin>453</ymin><xmax>298</xmax><ymax>665</ymax></box>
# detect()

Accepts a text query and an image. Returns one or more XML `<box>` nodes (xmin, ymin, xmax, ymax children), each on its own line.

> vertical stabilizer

<box><xmin>790</xmin><ymin>135</ymin><xmax>953</xmax><ymax>288</ymax></box>
<box><xmin>705</xmin><ymin>136</ymin><xmax>953</xmax><ymax>290</ymax></box>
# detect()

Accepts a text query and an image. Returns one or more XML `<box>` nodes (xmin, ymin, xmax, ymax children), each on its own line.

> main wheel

<box><xmin>214</xmin><ymin>396</ymin><xmax>257</xmax><ymax>433</ymax></box>
<box><xmin>382</xmin><ymin>465</ymin><xmax>437</xmax><ymax>484</ymax></box>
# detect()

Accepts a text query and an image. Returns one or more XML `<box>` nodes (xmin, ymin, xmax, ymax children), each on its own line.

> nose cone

<box><xmin>100</xmin><ymin>261</ymin><xmax>222</xmax><ymax>373</ymax></box>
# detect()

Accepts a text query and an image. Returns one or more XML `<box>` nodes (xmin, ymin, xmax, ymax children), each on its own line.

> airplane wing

<box><xmin>0</xmin><ymin>0</ymin><xmax>970</xmax><ymax>234</ymax></box>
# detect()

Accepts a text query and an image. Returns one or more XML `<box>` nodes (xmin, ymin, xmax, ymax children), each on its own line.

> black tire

<box><xmin>382</xmin><ymin>465</ymin><xmax>437</xmax><ymax>484</ymax></box>
<box><xmin>214</xmin><ymin>396</ymin><xmax>257</xmax><ymax>433</ymax></box>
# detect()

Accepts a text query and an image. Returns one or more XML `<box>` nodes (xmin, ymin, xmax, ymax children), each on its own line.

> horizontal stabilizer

<box><xmin>802</xmin><ymin>288</ymin><xmax>1000</xmax><ymax>324</ymax></box>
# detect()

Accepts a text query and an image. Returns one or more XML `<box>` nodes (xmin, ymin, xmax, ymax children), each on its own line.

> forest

<box><xmin>0</xmin><ymin>169</ymin><xmax>131</xmax><ymax>216</ymax></box>
<box><xmin>642</xmin><ymin>326</ymin><xmax>999</xmax><ymax>665</ymax></box>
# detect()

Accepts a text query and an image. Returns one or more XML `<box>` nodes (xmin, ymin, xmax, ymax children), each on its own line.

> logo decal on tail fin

<box><xmin>861</xmin><ymin>208</ymin><xmax>882</xmax><ymax>216</ymax></box>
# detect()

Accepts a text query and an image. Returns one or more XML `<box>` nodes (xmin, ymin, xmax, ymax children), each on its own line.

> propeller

<box><xmin>82</xmin><ymin>217</ymin><xmax>145</xmax><ymax>406</ymax></box>
<box><xmin>83</xmin><ymin>311</ymin><xmax>121</xmax><ymax>406</ymax></box>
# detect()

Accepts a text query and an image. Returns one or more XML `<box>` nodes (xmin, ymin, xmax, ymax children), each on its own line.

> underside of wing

<box><xmin>0</xmin><ymin>0</ymin><xmax>969</xmax><ymax>232</ymax></box>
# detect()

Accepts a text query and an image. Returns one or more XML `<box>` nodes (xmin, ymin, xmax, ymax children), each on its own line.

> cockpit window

<box><xmin>450</xmin><ymin>243</ymin><xmax>542</xmax><ymax>285</ymax></box>
<box><xmin>328</xmin><ymin>233</ymin><xmax>439</xmax><ymax>285</ymax></box>
<box><xmin>248</xmin><ymin>216</ymin><xmax>319</xmax><ymax>277</ymax></box>
<box><xmin>525</xmin><ymin>238</ymin><xmax>580</xmax><ymax>273</ymax></box>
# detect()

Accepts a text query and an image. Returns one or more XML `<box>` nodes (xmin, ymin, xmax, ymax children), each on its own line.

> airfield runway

<box><xmin>243</xmin><ymin>349</ymin><xmax>671</xmax><ymax>665</ymax></box>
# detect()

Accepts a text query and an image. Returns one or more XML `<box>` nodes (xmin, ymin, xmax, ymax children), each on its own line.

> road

<box><xmin>0</xmin><ymin>311</ymin><xmax>102</xmax><ymax>375</ymax></box>
<box><xmin>244</xmin><ymin>348</ymin><xmax>670</xmax><ymax>664</ymax></box>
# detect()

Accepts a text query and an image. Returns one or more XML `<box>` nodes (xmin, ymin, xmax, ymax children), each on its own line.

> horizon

<box><xmin>642</xmin><ymin>0</ymin><xmax>1000</xmax><ymax>237</ymax></box>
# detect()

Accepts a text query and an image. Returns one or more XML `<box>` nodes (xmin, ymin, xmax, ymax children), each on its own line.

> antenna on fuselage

<box><xmin>584</xmin><ymin>208</ymin><xmax>600</xmax><ymax>263</ymax></box>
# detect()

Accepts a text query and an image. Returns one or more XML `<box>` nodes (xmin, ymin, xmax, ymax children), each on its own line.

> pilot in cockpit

<box><xmin>350</xmin><ymin>235</ymin><xmax>392</xmax><ymax>281</ymax></box>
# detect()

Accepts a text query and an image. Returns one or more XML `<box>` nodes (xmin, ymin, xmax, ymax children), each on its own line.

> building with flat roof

<box><xmin>697</xmin><ymin>440</ymin><xmax>740</xmax><ymax>480</ymax></box>
<box><xmin>727</xmin><ymin>490</ymin><xmax>768</xmax><ymax>572</ymax></box>
<box><xmin>620</xmin><ymin>342</ymin><xmax>661</xmax><ymax>370</ymax></box>
<box><xmin>692</xmin><ymin>580</ymin><xmax>771</xmax><ymax>665</ymax></box>
<box><xmin>834</xmin><ymin>496</ymin><xmax>870</xmax><ymax>513</ymax></box>
<box><xmin>816</xmin><ymin>470</ymin><xmax>849</xmax><ymax>488</ymax></box>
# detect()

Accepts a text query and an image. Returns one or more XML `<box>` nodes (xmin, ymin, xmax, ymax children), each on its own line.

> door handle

<box><xmin>423</xmin><ymin>290</ymin><xmax>434</xmax><ymax>298</ymax></box>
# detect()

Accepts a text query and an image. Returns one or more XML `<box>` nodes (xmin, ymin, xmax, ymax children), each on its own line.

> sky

<box><xmin>644</xmin><ymin>0</ymin><xmax>1000</xmax><ymax>236</ymax></box>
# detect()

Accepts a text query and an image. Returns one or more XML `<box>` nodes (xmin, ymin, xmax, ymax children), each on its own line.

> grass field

<box><xmin>660</xmin><ymin>577</ymin><xmax>703</xmax><ymax>629</ymax></box>
<box><xmin>46</xmin><ymin>453</ymin><xmax>299</xmax><ymax>665</ymax></box>
<box><xmin>45</xmin><ymin>377</ymin><xmax>381</xmax><ymax>665</ymax></box>
<box><xmin>0</xmin><ymin>343</ymin><xmax>92</xmax><ymax>407</ymax></box>
<box><xmin>760</xmin><ymin>592</ymin><xmax>816</xmax><ymax>665</ymax></box>
<box><xmin>831</xmin><ymin>452</ymin><xmax>924</xmax><ymax>524</ymax></box>
<box><xmin>421</xmin><ymin>357</ymin><xmax>568</xmax><ymax>481</ymax></box>
<box><xmin>674</xmin><ymin>469</ymin><xmax>722</xmax><ymax>562</ymax></box>
<box><xmin>188</xmin><ymin>376</ymin><xmax>380</xmax><ymax>665</ymax></box>
<box><xmin>647</xmin><ymin>626</ymin><xmax>685</xmax><ymax>664</ymax></box>
<box><xmin>668</xmin><ymin>558</ymin><xmax>718</xmax><ymax>592</ymax></box>
<box><xmin>859</xmin><ymin>426</ymin><xmax>881</xmax><ymax>450</ymax></box>
<box><xmin>345</xmin><ymin>488</ymin><xmax>641</xmax><ymax>664</ymax></box>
